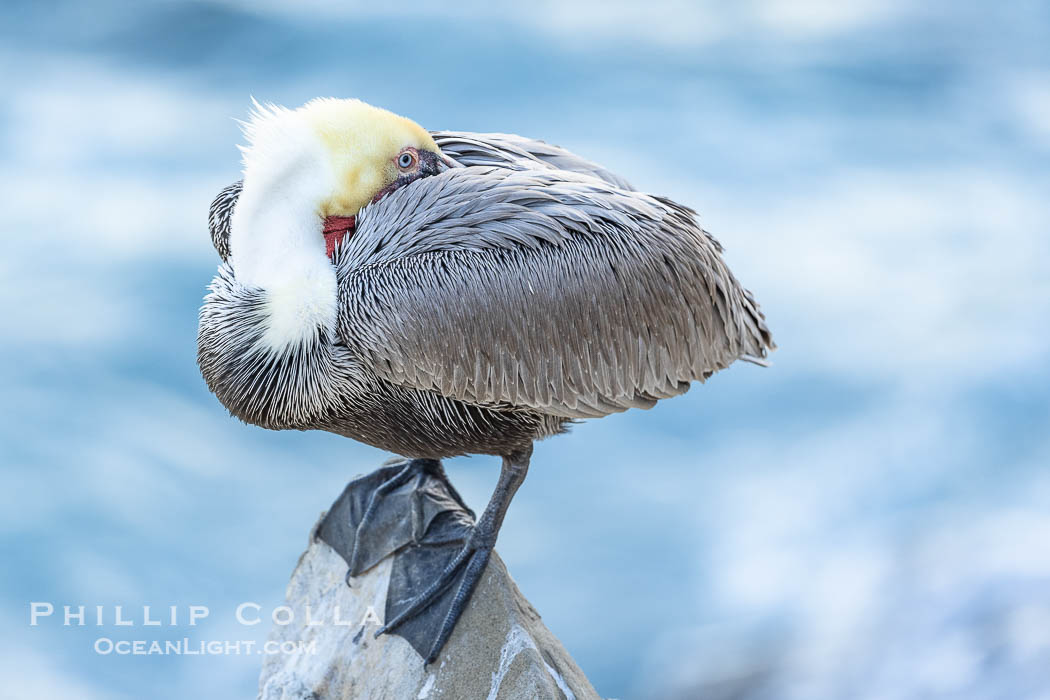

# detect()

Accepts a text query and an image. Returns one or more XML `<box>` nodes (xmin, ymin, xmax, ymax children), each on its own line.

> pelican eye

<box><xmin>397</xmin><ymin>150</ymin><xmax>417</xmax><ymax>171</ymax></box>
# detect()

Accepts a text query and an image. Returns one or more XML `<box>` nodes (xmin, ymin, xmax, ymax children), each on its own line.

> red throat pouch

<box><xmin>322</xmin><ymin>216</ymin><xmax>356</xmax><ymax>259</ymax></box>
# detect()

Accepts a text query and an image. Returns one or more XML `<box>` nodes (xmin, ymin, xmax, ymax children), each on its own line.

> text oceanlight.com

<box><xmin>93</xmin><ymin>638</ymin><xmax>317</xmax><ymax>656</ymax></box>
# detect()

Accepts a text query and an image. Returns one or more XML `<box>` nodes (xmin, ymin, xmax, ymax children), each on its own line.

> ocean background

<box><xmin>3</xmin><ymin>1</ymin><xmax>1049</xmax><ymax>698</ymax></box>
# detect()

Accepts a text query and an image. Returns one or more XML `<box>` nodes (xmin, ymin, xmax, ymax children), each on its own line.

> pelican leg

<box><xmin>376</xmin><ymin>445</ymin><xmax>532</xmax><ymax>664</ymax></box>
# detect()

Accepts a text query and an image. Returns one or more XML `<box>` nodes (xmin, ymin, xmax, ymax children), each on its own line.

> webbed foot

<box><xmin>316</xmin><ymin>447</ymin><xmax>531</xmax><ymax>664</ymax></box>
<box><xmin>375</xmin><ymin>446</ymin><xmax>531</xmax><ymax>664</ymax></box>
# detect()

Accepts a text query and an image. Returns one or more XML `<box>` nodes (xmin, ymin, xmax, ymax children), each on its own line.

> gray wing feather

<box><xmin>335</xmin><ymin>167</ymin><xmax>773</xmax><ymax>419</ymax></box>
<box><xmin>432</xmin><ymin>131</ymin><xmax>635</xmax><ymax>191</ymax></box>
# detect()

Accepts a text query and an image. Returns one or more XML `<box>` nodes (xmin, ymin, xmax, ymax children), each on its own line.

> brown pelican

<box><xmin>198</xmin><ymin>98</ymin><xmax>773</xmax><ymax>662</ymax></box>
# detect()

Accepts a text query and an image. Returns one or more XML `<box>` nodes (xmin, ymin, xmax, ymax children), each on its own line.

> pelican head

<box><xmin>227</xmin><ymin>98</ymin><xmax>453</xmax><ymax>348</ymax></box>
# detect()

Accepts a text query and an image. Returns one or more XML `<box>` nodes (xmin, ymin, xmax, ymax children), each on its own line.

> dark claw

<box><xmin>375</xmin><ymin>539</ymin><xmax>475</xmax><ymax>636</ymax></box>
<box><xmin>375</xmin><ymin>539</ymin><xmax>493</xmax><ymax>665</ymax></box>
<box><xmin>427</xmin><ymin>545</ymin><xmax>492</xmax><ymax>662</ymax></box>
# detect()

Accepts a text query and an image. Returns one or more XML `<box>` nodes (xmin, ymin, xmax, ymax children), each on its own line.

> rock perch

<box><xmin>258</xmin><ymin>465</ymin><xmax>600</xmax><ymax>700</ymax></box>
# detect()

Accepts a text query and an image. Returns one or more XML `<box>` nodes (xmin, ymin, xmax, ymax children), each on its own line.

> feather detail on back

<box><xmin>432</xmin><ymin>131</ymin><xmax>635</xmax><ymax>191</ymax></box>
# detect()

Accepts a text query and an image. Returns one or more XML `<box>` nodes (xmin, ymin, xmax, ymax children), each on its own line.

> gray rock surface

<box><xmin>258</xmin><ymin>523</ymin><xmax>600</xmax><ymax>700</ymax></box>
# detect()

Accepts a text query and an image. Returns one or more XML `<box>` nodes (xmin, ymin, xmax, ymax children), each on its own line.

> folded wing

<box><xmin>335</xmin><ymin>167</ymin><xmax>773</xmax><ymax>419</ymax></box>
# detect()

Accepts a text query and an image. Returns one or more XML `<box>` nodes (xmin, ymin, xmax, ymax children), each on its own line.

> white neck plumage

<box><xmin>227</xmin><ymin>167</ymin><xmax>338</xmax><ymax>353</ymax></box>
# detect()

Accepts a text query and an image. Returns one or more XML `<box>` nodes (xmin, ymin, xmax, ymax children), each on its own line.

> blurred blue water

<box><xmin>2</xmin><ymin>1</ymin><xmax>1049</xmax><ymax>698</ymax></box>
